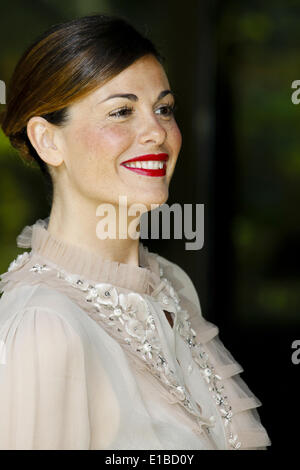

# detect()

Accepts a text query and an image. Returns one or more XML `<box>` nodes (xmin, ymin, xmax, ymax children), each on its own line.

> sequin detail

<box><xmin>54</xmin><ymin>268</ymin><xmax>213</xmax><ymax>430</ymax></box>
<box><xmin>29</xmin><ymin>264</ymin><xmax>51</xmax><ymax>273</ymax></box>
<box><xmin>159</xmin><ymin>276</ymin><xmax>241</xmax><ymax>449</ymax></box>
<box><xmin>25</xmin><ymin>258</ymin><xmax>241</xmax><ymax>449</ymax></box>
<box><xmin>182</xmin><ymin>328</ymin><xmax>241</xmax><ymax>447</ymax></box>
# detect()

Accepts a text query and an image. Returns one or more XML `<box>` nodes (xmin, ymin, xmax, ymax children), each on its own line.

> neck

<box><xmin>47</xmin><ymin>199</ymin><xmax>142</xmax><ymax>267</ymax></box>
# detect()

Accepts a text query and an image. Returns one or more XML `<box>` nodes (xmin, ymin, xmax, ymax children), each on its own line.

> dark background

<box><xmin>1</xmin><ymin>0</ymin><xmax>300</xmax><ymax>451</ymax></box>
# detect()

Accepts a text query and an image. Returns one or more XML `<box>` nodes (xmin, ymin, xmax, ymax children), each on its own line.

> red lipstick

<box><xmin>120</xmin><ymin>153</ymin><xmax>168</xmax><ymax>177</ymax></box>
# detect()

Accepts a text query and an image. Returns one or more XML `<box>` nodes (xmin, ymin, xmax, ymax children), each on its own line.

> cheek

<box><xmin>75</xmin><ymin>124</ymin><xmax>129</xmax><ymax>154</ymax></box>
<box><xmin>71</xmin><ymin>124</ymin><xmax>132</xmax><ymax>173</ymax></box>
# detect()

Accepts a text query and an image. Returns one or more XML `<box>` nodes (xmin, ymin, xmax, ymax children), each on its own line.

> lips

<box><xmin>120</xmin><ymin>153</ymin><xmax>168</xmax><ymax>177</ymax></box>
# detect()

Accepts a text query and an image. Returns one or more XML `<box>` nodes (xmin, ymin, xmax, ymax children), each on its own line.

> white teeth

<box><xmin>124</xmin><ymin>160</ymin><xmax>165</xmax><ymax>170</ymax></box>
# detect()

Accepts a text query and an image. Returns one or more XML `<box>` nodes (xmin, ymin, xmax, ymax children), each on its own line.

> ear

<box><xmin>26</xmin><ymin>116</ymin><xmax>64</xmax><ymax>167</ymax></box>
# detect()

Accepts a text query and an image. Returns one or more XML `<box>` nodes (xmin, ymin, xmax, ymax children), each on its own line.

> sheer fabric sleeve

<box><xmin>165</xmin><ymin>260</ymin><xmax>272</xmax><ymax>450</ymax></box>
<box><xmin>0</xmin><ymin>306</ymin><xmax>91</xmax><ymax>450</ymax></box>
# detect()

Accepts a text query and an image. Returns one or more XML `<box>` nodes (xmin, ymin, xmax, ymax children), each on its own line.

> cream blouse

<box><xmin>0</xmin><ymin>217</ymin><xmax>271</xmax><ymax>450</ymax></box>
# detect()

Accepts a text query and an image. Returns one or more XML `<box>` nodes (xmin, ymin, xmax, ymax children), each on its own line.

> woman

<box><xmin>0</xmin><ymin>14</ymin><xmax>271</xmax><ymax>450</ymax></box>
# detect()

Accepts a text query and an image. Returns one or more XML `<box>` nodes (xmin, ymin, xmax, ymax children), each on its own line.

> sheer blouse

<box><xmin>0</xmin><ymin>217</ymin><xmax>271</xmax><ymax>450</ymax></box>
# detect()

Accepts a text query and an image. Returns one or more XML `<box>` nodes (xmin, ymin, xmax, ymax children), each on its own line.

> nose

<box><xmin>138</xmin><ymin>114</ymin><xmax>167</xmax><ymax>146</ymax></box>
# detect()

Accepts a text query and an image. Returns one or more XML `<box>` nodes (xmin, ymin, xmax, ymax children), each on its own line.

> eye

<box><xmin>156</xmin><ymin>103</ymin><xmax>177</xmax><ymax>118</ymax></box>
<box><xmin>108</xmin><ymin>106</ymin><xmax>134</xmax><ymax>118</ymax></box>
<box><xmin>107</xmin><ymin>103</ymin><xmax>177</xmax><ymax>120</ymax></box>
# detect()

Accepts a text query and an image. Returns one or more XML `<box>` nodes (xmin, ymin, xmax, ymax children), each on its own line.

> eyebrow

<box><xmin>98</xmin><ymin>89</ymin><xmax>174</xmax><ymax>104</ymax></box>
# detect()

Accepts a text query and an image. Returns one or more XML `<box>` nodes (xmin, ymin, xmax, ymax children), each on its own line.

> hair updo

<box><xmin>0</xmin><ymin>14</ymin><xmax>164</xmax><ymax>205</ymax></box>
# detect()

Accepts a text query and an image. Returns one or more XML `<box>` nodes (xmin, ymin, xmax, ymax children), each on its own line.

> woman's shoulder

<box><xmin>0</xmin><ymin>281</ymin><xmax>81</xmax><ymax>318</ymax></box>
<box><xmin>0</xmin><ymin>283</ymin><xmax>86</xmax><ymax>378</ymax></box>
<box><xmin>0</xmin><ymin>281</ymin><xmax>91</xmax><ymax>351</ymax></box>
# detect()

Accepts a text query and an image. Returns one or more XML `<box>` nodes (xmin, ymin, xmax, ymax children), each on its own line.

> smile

<box><xmin>120</xmin><ymin>153</ymin><xmax>168</xmax><ymax>177</ymax></box>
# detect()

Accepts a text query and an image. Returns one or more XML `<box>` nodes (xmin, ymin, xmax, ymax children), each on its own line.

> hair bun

<box><xmin>1</xmin><ymin>110</ymin><xmax>32</xmax><ymax>162</ymax></box>
<box><xmin>9</xmin><ymin>131</ymin><xmax>34</xmax><ymax>163</ymax></box>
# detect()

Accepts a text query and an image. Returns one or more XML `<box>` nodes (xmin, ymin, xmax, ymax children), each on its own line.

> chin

<box><xmin>141</xmin><ymin>188</ymin><xmax>169</xmax><ymax>209</ymax></box>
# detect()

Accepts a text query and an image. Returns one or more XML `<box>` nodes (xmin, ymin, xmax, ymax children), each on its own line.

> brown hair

<box><xmin>0</xmin><ymin>14</ymin><xmax>164</xmax><ymax>205</ymax></box>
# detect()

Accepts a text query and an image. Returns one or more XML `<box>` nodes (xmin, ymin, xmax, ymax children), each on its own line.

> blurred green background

<box><xmin>1</xmin><ymin>0</ymin><xmax>300</xmax><ymax>449</ymax></box>
<box><xmin>0</xmin><ymin>0</ymin><xmax>299</xmax><ymax>331</ymax></box>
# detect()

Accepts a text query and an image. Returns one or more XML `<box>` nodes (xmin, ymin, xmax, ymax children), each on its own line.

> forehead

<box><xmin>90</xmin><ymin>55</ymin><xmax>170</xmax><ymax>102</ymax></box>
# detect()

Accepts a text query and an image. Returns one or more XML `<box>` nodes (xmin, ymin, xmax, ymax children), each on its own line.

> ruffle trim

<box><xmin>3</xmin><ymin>217</ymin><xmax>162</xmax><ymax>296</ymax></box>
<box><xmin>191</xmin><ymin>318</ymin><xmax>272</xmax><ymax>449</ymax></box>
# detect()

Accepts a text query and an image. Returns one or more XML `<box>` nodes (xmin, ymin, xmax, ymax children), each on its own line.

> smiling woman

<box><xmin>0</xmin><ymin>14</ymin><xmax>271</xmax><ymax>450</ymax></box>
<box><xmin>0</xmin><ymin>15</ymin><xmax>170</xmax><ymax>207</ymax></box>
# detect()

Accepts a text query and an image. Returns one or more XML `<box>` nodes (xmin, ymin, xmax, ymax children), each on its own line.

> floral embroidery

<box><xmin>152</xmin><ymin>267</ymin><xmax>241</xmax><ymax>449</ymax></box>
<box><xmin>87</xmin><ymin>283</ymin><xmax>119</xmax><ymax>308</ymax></box>
<box><xmin>26</xmin><ymin>259</ymin><xmax>241</xmax><ymax>449</ymax></box>
<box><xmin>29</xmin><ymin>264</ymin><xmax>51</xmax><ymax>273</ymax></box>
<box><xmin>28</xmin><ymin>263</ymin><xmax>214</xmax><ymax>431</ymax></box>
<box><xmin>175</xmin><ymin>304</ymin><xmax>241</xmax><ymax>449</ymax></box>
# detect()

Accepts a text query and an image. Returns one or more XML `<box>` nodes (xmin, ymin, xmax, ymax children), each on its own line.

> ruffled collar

<box><xmin>0</xmin><ymin>218</ymin><xmax>272</xmax><ymax>450</ymax></box>
<box><xmin>16</xmin><ymin>217</ymin><xmax>162</xmax><ymax>295</ymax></box>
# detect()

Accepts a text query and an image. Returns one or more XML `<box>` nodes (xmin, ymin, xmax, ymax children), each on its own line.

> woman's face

<box><xmin>55</xmin><ymin>54</ymin><xmax>182</xmax><ymax>210</ymax></box>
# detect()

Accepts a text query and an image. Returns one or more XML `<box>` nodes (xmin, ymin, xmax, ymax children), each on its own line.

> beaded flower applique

<box><xmin>4</xmin><ymin>252</ymin><xmax>241</xmax><ymax>449</ymax></box>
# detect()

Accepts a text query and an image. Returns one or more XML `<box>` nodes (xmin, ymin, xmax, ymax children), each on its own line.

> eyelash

<box><xmin>108</xmin><ymin>103</ymin><xmax>177</xmax><ymax>119</ymax></box>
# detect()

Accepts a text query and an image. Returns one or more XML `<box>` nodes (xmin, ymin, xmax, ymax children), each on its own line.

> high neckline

<box><xmin>16</xmin><ymin>217</ymin><xmax>162</xmax><ymax>295</ymax></box>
